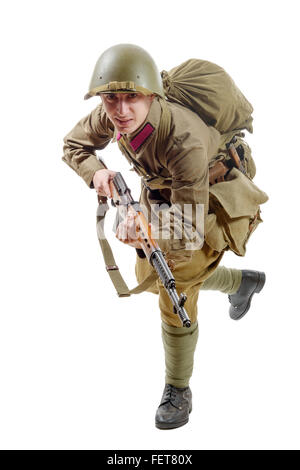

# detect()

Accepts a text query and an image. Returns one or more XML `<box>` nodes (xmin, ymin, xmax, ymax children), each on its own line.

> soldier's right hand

<box><xmin>93</xmin><ymin>169</ymin><xmax>117</xmax><ymax>198</ymax></box>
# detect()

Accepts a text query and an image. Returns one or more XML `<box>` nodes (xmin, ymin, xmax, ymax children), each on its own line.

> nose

<box><xmin>117</xmin><ymin>97</ymin><xmax>129</xmax><ymax>115</ymax></box>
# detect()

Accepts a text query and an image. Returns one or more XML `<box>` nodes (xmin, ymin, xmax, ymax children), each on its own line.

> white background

<box><xmin>1</xmin><ymin>0</ymin><xmax>299</xmax><ymax>450</ymax></box>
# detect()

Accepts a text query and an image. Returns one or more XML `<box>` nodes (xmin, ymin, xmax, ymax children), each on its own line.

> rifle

<box><xmin>109</xmin><ymin>172</ymin><xmax>191</xmax><ymax>328</ymax></box>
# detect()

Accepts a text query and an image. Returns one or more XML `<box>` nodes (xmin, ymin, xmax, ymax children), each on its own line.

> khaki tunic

<box><xmin>63</xmin><ymin>97</ymin><xmax>268</xmax><ymax>326</ymax></box>
<box><xmin>63</xmin><ymin>98</ymin><xmax>220</xmax><ymax>254</ymax></box>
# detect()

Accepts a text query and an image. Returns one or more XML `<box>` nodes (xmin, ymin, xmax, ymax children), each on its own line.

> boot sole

<box><xmin>230</xmin><ymin>272</ymin><xmax>266</xmax><ymax>320</ymax></box>
<box><xmin>155</xmin><ymin>407</ymin><xmax>192</xmax><ymax>430</ymax></box>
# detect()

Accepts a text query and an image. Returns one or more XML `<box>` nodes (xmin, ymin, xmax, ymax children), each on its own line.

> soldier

<box><xmin>63</xmin><ymin>44</ymin><xmax>267</xmax><ymax>430</ymax></box>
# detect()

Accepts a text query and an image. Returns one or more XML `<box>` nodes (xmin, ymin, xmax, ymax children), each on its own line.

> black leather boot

<box><xmin>229</xmin><ymin>270</ymin><xmax>266</xmax><ymax>320</ymax></box>
<box><xmin>155</xmin><ymin>384</ymin><xmax>192</xmax><ymax>430</ymax></box>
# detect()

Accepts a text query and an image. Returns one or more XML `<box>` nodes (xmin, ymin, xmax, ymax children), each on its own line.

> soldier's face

<box><xmin>101</xmin><ymin>92</ymin><xmax>155</xmax><ymax>134</ymax></box>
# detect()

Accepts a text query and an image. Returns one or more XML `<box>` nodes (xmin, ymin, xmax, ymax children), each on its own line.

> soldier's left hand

<box><xmin>115</xmin><ymin>213</ymin><xmax>142</xmax><ymax>249</ymax></box>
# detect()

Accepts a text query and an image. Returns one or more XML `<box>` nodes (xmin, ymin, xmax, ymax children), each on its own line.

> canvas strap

<box><xmin>96</xmin><ymin>199</ymin><xmax>159</xmax><ymax>297</ymax></box>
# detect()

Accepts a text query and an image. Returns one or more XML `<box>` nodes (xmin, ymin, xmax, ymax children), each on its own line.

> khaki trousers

<box><xmin>135</xmin><ymin>244</ymin><xmax>242</xmax><ymax>386</ymax></box>
<box><xmin>135</xmin><ymin>242</ymin><xmax>224</xmax><ymax>327</ymax></box>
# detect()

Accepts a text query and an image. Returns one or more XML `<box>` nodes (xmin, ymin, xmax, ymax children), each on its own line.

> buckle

<box><xmin>106</xmin><ymin>265</ymin><xmax>119</xmax><ymax>271</ymax></box>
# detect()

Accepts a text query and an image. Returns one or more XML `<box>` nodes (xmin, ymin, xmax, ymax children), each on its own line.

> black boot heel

<box><xmin>229</xmin><ymin>270</ymin><xmax>266</xmax><ymax>320</ymax></box>
<box><xmin>254</xmin><ymin>272</ymin><xmax>266</xmax><ymax>293</ymax></box>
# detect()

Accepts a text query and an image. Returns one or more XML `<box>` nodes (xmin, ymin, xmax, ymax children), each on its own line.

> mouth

<box><xmin>115</xmin><ymin>118</ymin><xmax>133</xmax><ymax>126</ymax></box>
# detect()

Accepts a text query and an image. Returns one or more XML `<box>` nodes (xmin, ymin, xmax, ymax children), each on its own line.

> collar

<box><xmin>117</xmin><ymin>98</ymin><xmax>162</xmax><ymax>157</ymax></box>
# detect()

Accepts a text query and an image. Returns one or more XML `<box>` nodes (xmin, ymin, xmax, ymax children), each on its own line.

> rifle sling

<box><xmin>96</xmin><ymin>200</ymin><xmax>159</xmax><ymax>297</ymax></box>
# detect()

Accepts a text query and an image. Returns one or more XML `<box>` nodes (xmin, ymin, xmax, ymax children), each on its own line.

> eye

<box><xmin>106</xmin><ymin>94</ymin><xmax>117</xmax><ymax>102</ymax></box>
<box><xmin>128</xmin><ymin>93</ymin><xmax>138</xmax><ymax>99</ymax></box>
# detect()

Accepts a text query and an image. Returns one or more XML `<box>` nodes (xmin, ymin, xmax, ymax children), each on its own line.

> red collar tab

<box><xmin>117</xmin><ymin>132</ymin><xmax>122</xmax><ymax>141</ymax></box>
<box><xmin>129</xmin><ymin>123</ymin><xmax>155</xmax><ymax>152</ymax></box>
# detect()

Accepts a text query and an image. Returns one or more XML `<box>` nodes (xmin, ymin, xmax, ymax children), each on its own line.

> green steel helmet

<box><xmin>84</xmin><ymin>43</ymin><xmax>165</xmax><ymax>100</ymax></box>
